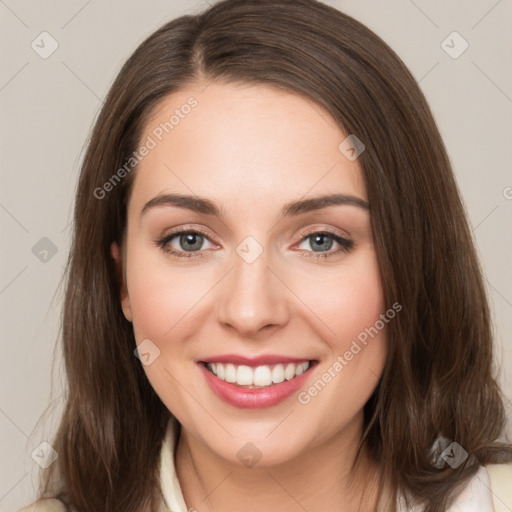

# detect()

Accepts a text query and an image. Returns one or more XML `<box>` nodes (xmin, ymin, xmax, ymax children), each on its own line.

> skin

<box><xmin>112</xmin><ymin>81</ymin><xmax>388</xmax><ymax>511</ymax></box>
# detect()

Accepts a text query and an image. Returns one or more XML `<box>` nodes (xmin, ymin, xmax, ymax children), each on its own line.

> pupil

<box><xmin>312</xmin><ymin>234</ymin><xmax>332</xmax><ymax>251</ymax></box>
<box><xmin>181</xmin><ymin>233</ymin><xmax>202</xmax><ymax>251</ymax></box>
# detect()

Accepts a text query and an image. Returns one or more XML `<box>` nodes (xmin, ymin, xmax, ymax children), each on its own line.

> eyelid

<box><xmin>156</xmin><ymin>224</ymin><xmax>353</xmax><ymax>259</ymax></box>
<box><xmin>158</xmin><ymin>224</ymin><xmax>350</xmax><ymax>246</ymax></box>
<box><xmin>291</xmin><ymin>226</ymin><xmax>353</xmax><ymax>257</ymax></box>
<box><xmin>294</xmin><ymin>224</ymin><xmax>351</xmax><ymax>242</ymax></box>
<box><xmin>159</xmin><ymin>224</ymin><xmax>216</xmax><ymax>241</ymax></box>
<box><xmin>159</xmin><ymin>225</ymin><xmax>218</xmax><ymax>249</ymax></box>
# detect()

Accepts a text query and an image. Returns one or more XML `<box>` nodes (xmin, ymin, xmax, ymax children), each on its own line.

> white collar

<box><xmin>159</xmin><ymin>417</ymin><xmax>188</xmax><ymax>512</ymax></box>
<box><xmin>158</xmin><ymin>418</ymin><xmax>496</xmax><ymax>512</ymax></box>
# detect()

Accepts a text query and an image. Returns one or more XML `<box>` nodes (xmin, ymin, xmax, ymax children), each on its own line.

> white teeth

<box><xmin>206</xmin><ymin>361</ymin><xmax>311</xmax><ymax>387</ymax></box>
<box><xmin>254</xmin><ymin>365</ymin><xmax>272</xmax><ymax>386</ymax></box>
<box><xmin>293</xmin><ymin>362</ymin><xmax>308</xmax><ymax>377</ymax></box>
<box><xmin>225</xmin><ymin>363</ymin><xmax>237</xmax><ymax>383</ymax></box>
<box><xmin>284</xmin><ymin>363</ymin><xmax>296</xmax><ymax>380</ymax></box>
<box><xmin>272</xmin><ymin>364</ymin><xmax>285</xmax><ymax>384</ymax></box>
<box><xmin>237</xmin><ymin>365</ymin><xmax>253</xmax><ymax>385</ymax></box>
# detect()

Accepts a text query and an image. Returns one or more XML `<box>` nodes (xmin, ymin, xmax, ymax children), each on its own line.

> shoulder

<box><xmin>18</xmin><ymin>498</ymin><xmax>67</xmax><ymax>512</ymax></box>
<box><xmin>486</xmin><ymin>462</ymin><xmax>512</xmax><ymax>512</ymax></box>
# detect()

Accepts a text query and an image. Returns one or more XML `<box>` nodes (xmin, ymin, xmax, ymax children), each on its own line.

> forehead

<box><xmin>129</xmin><ymin>81</ymin><xmax>367</xmax><ymax>214</ymax></box>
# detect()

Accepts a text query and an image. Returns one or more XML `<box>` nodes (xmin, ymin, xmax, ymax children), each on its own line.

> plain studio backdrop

<box><xmin>0</xmin><ymin>0</ymin><xmax>511</xmax><ymax>509</ymax></box>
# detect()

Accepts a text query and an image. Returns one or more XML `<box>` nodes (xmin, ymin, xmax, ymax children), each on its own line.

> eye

<box><xmin>295</xmin><ymin>230</ymin><xmax>353</xmax><ymax>259</ymax></box>
<box><xmin>156</xmin><ymin>228</ymin><xmax>216</xmax><ymax>258</ymax></box>
<box><xmin>156</xmin><ymin>227</ymin><xmax>354</xmax><ymax>260</ymax></box>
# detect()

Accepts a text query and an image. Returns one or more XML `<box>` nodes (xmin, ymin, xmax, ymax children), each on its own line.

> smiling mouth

<box><xmin>201</xmin><ymin>360</ymin><xmax>317</xmax><ymax>389</ymax></box>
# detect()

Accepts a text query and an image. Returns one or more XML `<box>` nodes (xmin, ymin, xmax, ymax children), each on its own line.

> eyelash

<box><xmin>156</xmin><ymin>227</ymin><xmax>354</xmax><ymax>260</ymax></box>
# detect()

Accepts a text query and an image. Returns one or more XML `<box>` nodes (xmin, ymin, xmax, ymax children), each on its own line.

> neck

<box><xmin>175</xmin><ymin>415</ymin><xmax>381</xmax><ymax>512</ymax></box>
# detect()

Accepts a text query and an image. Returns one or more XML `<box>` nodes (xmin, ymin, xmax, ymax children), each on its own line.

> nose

<box><xmin>216</xmin><ymin>244</ymin><xmax>291</xmax><ymax>338</ymax></box>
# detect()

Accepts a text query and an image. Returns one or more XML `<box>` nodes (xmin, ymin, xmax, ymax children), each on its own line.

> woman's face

<box><xmin>114</xmin><ymin>81</ymin><xmax>388</xmax><ymax>465</ymax></box>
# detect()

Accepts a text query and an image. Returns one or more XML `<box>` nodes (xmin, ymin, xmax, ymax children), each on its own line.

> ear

<box><xmin>111</xmin><ymin>242</ymin><xmax>133</xmax><ymax>322</ymax></box>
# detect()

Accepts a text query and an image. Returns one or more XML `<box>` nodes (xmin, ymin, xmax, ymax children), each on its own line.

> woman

<box><xmin>21</xmin><ymin>0</ymin><xmax>512</xmax><ymax>510</ymax></box>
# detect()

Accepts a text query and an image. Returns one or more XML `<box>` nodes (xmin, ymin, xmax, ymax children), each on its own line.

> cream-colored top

<box><xmin>20</xmin><ymin>417</ymin><xmax>512</xmax><ymax>512</ymax></box>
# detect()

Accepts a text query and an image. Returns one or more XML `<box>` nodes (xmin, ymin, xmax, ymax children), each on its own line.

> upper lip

<box><xmin>199</xmin><ymin>354</ymin><xmax>314</xmax><ymax>366</ymax></box>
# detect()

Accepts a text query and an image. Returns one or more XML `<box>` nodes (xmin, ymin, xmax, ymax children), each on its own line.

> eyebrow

<box><xmin>140</xmin><ymin>192</ymin><xmax>370</xmax><ymax>220</ymax></box>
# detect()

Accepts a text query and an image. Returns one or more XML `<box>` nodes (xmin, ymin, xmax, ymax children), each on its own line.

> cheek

<box><xmin>292</xmin><ymin>250</ymin><xmax>387</xmax><ymax>417</ymax></box>
<box><xmin>124</xmin><ymin>249</ymin><xmax>209</xmax><ymax>419</ymax></box>
<box><xmin>127</xmin><ymin>242</ymin><xmax>385</xmax><ymax>354</ymax></box>
<box><xmin>125</xmin><ymin>246</ymin><xmax>212</xmax><ymax>342</ymax></box>
<box><xmin>333</xmin><ymin>265</ymin><xmax>384</xmax><ymax>349</ymax></box>
<box><xmin>295</xmin><ymin>249</ymin><xmax>385</xmax><ymax>348</ymax></box>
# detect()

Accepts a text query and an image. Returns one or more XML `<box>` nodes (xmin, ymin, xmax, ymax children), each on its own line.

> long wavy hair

<box><xmin>39</xmin><ymin>0</ymin><xmax>512</xmax><ymax>510</ymax></box>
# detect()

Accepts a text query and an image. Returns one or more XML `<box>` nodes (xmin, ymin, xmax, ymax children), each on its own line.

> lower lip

<box><xmin>198</xmin><ymin>362</ymin><xmax>316</xmax><ymax>409</ymax></box>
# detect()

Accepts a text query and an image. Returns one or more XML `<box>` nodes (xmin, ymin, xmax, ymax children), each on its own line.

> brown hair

<box><xmin>40</xmin><ymin>0</ymin><xmax>512</xmax><ymax>510</ymax></box>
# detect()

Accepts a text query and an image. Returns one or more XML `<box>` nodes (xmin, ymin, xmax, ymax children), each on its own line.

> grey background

<box><xmin>1</xmin><ymin>0</ymin><xmax>511</xmax><ymax>509</ymax></box>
